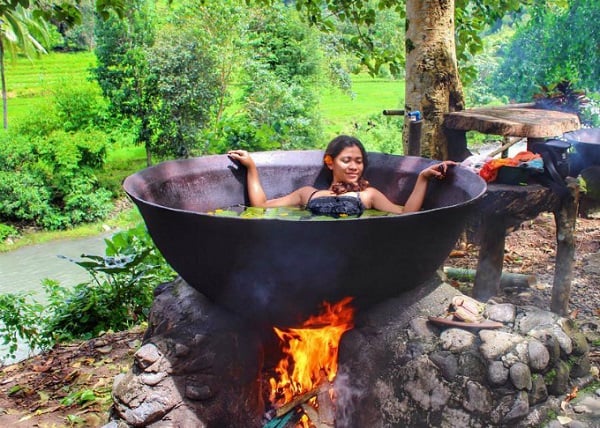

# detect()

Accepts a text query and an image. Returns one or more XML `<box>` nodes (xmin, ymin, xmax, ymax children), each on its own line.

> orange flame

<box><xmin>268</xmin><ymin>297</ymin><xmax>355</xmax><ymax>407</ymax></box>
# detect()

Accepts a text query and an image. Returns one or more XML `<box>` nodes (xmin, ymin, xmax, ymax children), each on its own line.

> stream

<box><xmin>0</xmin><ymin>232</ymin><xmax>114</xmax><ymax>364</ymax></box>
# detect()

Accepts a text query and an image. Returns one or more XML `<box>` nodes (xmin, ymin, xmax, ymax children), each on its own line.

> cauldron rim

<box><xmin>564</xmin><ymin>128</ymin><xmax>600</xmax><ymax>144</ymax></box>
<box><xmin>123</xmin><ymin>150</ymin><xmax>487</xmax><ymax>221</ymax></box>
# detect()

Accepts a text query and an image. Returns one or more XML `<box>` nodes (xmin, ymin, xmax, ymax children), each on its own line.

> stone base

<box><xmin>106</xmin><ymin>275</ymin><xmax>596</xmax><ymax>427</ymax></box>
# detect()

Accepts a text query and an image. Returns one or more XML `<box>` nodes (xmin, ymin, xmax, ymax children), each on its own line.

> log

<box><xmin>472</xmin><ymin>215</ymin><xmax>507</xmax><ymax>301</ymax></box>
<box><xmin>487</xmin><ymin>137</ymin><xmax>523</xmax><ymax>158</ymax></box>
<box><xmin>443</xmin><ymin>267</ymin><xmax>536</xmax><ymax>290</ymax></box>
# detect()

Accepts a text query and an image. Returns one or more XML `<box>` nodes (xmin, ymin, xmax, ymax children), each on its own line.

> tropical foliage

<box><xmin>491</xmin><ymin>0</ymin><xmax>599</xmax><ymax>103</ymax></box>
<box><xmin>0</xmin><ymin>82</ymin><xmax>112</xmax><ymax>229</ymax></box>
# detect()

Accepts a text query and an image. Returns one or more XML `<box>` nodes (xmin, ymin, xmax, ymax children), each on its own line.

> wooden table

<box><xmin>466</xmin><ymin>181</ymin><xmax>579</xmax><ymax>315</ymax></box>
<box><xmin>443</xmin><ymin>104</ymin><xmax>581</xmax><ymax>315</ymax></box>
<box><xmin>444</xmin><ymin>103</ymin><xmax>580</xmax><ymax>160</ymax></box>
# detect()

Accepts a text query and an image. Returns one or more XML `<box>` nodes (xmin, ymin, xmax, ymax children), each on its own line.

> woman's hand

<box><xmin>420</xmin><ymin>160</ymin><xmax>457</xmax><ymax>180</ymax></box>
<box><xmin>227</xmin><ymin>150</ymin><xmax>255</xmax><ymax>168</ymax></box>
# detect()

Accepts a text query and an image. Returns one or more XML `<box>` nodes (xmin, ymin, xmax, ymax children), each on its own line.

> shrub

<box><xmin>0</xmin><ymin>129</ymin><xmax>112</xmax><ymax>230</ymax></box>
<box><xmin>52</xmin><ymin>80</ymin><xmax>109</xmax><ymax>132</ymax></box>
<box><xmin>0</xmin><ymin>170</ymin><xmax>53</xmax><ymax>222</ymax></box>
<box><xmin>0</xmin><ymin>223</ymin><xmax>19</xmax><ymax>242</ymax></box>
<box><xmin>13</xmin><ymin>103</ymin><xmax>62</xmax><ymax>138</ymax></box>
<box><xmin>43</xmin><ymin>224</ymin><xmax>175</xmax><ymax>341</ymax></box>
<box><xmin>0</xmin><ymin>293</ymin><xmax>49</xmax><ymax>361</ymax></box>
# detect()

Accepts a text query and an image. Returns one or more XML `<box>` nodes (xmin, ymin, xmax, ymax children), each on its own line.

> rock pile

<box><xmin>105</xmin><ymin>276</ymin><xmax>598</xmax><ymax>427</ymax></box>
<box><xmin>339</xmin><ymin>282</ymin><xmax>597</xmax><ymax>427</ymax></box>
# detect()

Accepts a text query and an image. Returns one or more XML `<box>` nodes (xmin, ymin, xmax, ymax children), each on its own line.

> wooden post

<box><xmin>444</xmin><ymin>127</ymin><xmax>471</xmax><ymax>162</ymax></box>
<box><xmin>472</xmin><ymin>215</ymin><xmax>507</xmax><ymax>301</ymax></box>
<box><xmin>550</xmin><ymin>181</ymin><xmax>580</xmax><ymax>315</ymax></box>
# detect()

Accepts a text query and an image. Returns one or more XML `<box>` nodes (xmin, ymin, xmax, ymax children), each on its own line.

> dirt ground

<box><xmin>1</xmin><ymin>214</ymin><xmax>599</xmax><ymax>428</ymax></box>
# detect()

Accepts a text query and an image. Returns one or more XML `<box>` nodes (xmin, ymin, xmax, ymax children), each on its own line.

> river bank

<box><xmin>0</xmin><ymin>199</ymin><xmax>139</xmax><ymax>254</ymax></box>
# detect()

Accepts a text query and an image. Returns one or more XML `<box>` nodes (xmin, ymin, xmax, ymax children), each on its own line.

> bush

<box><xmin>0</xmin><ymin>223</ymin><xmax>19</xmax><ymax>242</ymax></box>
<box><xmin>52</xmin><ymin>81</ymin><xmax>109</xmax><ymax>132</ymax></box>
<box><xmin>0</xmin><ymin>129</ymin><xmax>112</xmax><ymax>230</ymax></box>
<box><xmin>0</xmin><ymin>293</ymin><xmax>49</xmax><ymax>361</ymax></box>
<box><xmin>491</xmin><ymin>1</ymin><xmax>600</xmax><ymax>102</ymax></box>
<box><xmin>12</xmin><ymin>103</ymin><xmax>62</xmax><ymax>138</ymax></box>
<box><xmin>43</xmin><ymin>224</ymin><xmax>174</xmax><ymax>341</ymax></box>
<box><xmin>0</xmin><ymin>171</ymin><xmax>54</xmax><ymax>222</ymax></box>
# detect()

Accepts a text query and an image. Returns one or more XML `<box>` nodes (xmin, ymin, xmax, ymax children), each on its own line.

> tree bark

<box><xmin>404</xmin><ymin>0</ymin><xmax>464</xmax><ymax>159</ymax></box>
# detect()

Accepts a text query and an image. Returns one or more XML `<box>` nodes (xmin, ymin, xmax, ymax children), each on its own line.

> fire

<box><xmin>268</xmin><ymin>297</ymin><xmax>355</xmax><ymax>408</ymax></box>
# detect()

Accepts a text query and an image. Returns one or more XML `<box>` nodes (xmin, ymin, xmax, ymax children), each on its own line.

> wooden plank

<box><xmin>444</xmin><ymin>106</ymin><xmax>580</xmax><ymax>138</ymax></box>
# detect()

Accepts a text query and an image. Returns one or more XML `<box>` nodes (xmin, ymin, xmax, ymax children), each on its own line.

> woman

<box><xmin>228</xmin><ymin>135</ymin><xmax>454</xmax><ymax>217</ymax></box>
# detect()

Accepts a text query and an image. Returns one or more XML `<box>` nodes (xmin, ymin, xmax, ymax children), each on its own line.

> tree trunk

<box><xmin>404</xmin><ymin>0</ymin><xmax>464</xmax><ymax>159</ymax></box>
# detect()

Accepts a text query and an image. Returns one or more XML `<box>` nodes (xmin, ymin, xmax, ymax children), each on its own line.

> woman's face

<box><xmin>328</xmin><ymin>145</ymin><xmax>364</xmax><ymax>184</ymax></box>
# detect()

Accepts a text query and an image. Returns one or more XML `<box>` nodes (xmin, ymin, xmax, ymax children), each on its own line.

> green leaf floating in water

<box><xmin>239</xmin><ymin>207</ymin><xmax>266</xmax><ymax>218</ymax></box>
<box><xmin>210</xmin><ymin>206</ymin><xmax>395</xmax><ymax>219</ymax></box>
<box><xmin>362</xmin><ymin>209</ymin><xmax>395</xmax><ymax>217</ymax></box>
<box><xmin>209</xmin><ymin>209</ymin><xmax>240</xmax><ymax>217</ymax></box>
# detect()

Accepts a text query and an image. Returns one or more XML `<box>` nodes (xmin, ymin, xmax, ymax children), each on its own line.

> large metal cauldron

<box><xmin>564</xmin><ymin>128</ymin><xmax>600</xmax><ymax>176</ymax></box>
<box><xmin>123</xmin><ymin>151</ymin><xmax>486</xmax><ymax>329</ymax></box>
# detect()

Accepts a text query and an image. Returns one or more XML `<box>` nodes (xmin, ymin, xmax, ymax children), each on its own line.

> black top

<box><xmin>306</xmin><ymin>191</ymin><xmax>365</xmax><ymax>218</ymax></box>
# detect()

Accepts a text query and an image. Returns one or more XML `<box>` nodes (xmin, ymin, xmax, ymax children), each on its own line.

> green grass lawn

<box><xmin>320</xmin><ymin>76</ymin><xmax>405</xmax><ymax>138</ymax></box>
<box><xmin>4</xmin><ymin>51</ymin><xmax>404</xmax><ymax>138</ymax></box>
<box><xmin>4</xmin><ymin>51</ymin><xmax>98</xmax><ymax>125</ymax></box>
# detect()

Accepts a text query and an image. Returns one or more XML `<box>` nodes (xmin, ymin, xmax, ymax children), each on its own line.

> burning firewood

<box><xmin>274</xmin><ymin>383</ymin><xmax>329</xmax><ymax>418</ymax></box>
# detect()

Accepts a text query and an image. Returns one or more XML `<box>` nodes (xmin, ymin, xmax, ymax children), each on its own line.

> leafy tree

<box><xmin>144</xmin><ymin>24</ymin><xmax>223</xmax><ymax>158</ymax></box>
<box><xmin>492</xmin><ymin>0</ymin><xmax>599</xmax><ymax>103</ymax></box>
<box><xmin>238</xmin><ymin>4</ymin><xmax>324</xmax><ymax>151</ymax></box>
<box><xmin>251</xmin><ymin>0</ymin><xmax>531</xmax><ymax>157</ymax></box>
<box><xmin>92</xmin><ymin>0</ymin><xmax>156</xmax><ymax>164</ymax></box>
<box><xmin>171</xmin><ymin>0</ymin><xmax>249</xmax><ymax>127</ymax></box>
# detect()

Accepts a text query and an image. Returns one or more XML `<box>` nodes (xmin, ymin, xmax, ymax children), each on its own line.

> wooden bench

<box><xmin>443</xmin><ymin>105</ymin><xmax>581</xmax><ymax>315</ymax></box>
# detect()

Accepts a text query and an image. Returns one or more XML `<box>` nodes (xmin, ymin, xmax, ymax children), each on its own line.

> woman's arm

<box><xmin>403</xmin><ymin>161</ymin><xmax>455</xmax><ymax>213</ymax></box>
<box><xmin>228</xmin><ymin>150</ymin><xmax>310</xmax><ymax>208</ymax></box>
<box><xmin>367</xmin><ymin>161</ymin><xmax>455</xmax><ymax>214</ymax></box>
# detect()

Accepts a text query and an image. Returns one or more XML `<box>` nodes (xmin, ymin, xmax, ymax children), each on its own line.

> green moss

<box><xmin>544</xmin><ymin>369</ymin><xmax>557</xmax><ymax>385</ymax></box>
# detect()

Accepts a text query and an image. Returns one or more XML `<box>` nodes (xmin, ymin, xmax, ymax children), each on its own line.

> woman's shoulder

<box><xmin>360</xmin><ymin>186</ymin><xmax>384</xmax><ymax>198</ymax></box>
<box><xmin>295</xmin><ymin>186</ymin><xmax>319</xmax><ymax>203</ymax></box>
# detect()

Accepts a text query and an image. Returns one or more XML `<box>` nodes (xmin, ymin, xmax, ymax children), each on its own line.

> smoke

<box><xmin>332</xmin><ymin>365</ymin><xmax>365</xmax><ymax>428</ymax></box>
